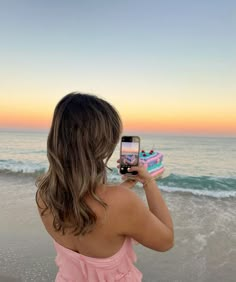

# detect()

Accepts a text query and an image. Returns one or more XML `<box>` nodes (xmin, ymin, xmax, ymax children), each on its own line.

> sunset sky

<box><xmin>0</xmin><ymin>1</ymin><xmax>235</xmax><ymax>136</ymax></box>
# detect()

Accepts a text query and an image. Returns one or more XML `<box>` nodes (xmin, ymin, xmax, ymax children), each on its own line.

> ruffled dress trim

<box><xmin>53</xmin><ymin>237</ymin><xmax>142</xmax><ymax>281</ymax></box>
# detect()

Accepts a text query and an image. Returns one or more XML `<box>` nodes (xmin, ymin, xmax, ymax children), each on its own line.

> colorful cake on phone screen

<box><xmin>139</xmin><ymin>150</ymin><xmax>165</xmax><ymax>178</ymax></box>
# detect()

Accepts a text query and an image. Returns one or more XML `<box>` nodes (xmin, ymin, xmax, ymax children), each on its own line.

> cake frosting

<box><xmin>139</xmin><ymin>150</ymin><xmax>165</xmax><ymax>178</ymax></box>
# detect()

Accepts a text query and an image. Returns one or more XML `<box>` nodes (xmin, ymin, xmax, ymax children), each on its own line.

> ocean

<box><xmin>0</xmin><ymin>130</ymin><xmax>236</xmax><ymax>281</ymax></box>
<box><xmin>1</xmin><ymin>130</ymin><xmax>236</xmax><ymax>198</ymax></box>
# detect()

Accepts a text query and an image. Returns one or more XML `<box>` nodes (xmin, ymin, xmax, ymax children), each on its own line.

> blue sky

<box><xmin>0</xmin><ymin>0</ymin><xmax>235</xmax><ymax>135</ymax></box>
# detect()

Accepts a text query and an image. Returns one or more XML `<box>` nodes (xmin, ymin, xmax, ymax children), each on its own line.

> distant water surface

<box><xmin>0</xmin><ymin>130</ymin><xmax>236</xmax><ymax>198</ymax></box>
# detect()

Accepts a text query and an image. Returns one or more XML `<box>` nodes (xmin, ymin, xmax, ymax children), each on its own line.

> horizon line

<box><xmin>0</xmin><ymin>127</ymin><xmax>235</xmax><ymax>138</ymax></box>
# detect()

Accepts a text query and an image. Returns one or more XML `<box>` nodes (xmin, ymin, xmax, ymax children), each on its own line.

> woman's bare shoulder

<box><xmin>103</xmin><ymin>185</ymin><xmax>143</xmax><ymax>217</ymax></box>
<box><xmin>103</xmin><ymin>184</ymin><xmax>138</xmax><ymax>202</ymax></box>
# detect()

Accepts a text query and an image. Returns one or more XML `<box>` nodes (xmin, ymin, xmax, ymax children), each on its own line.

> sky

<box><xmin>0</xmin><ymin>0</ymin><xmax>235</xmax><ymax>136</ymax></box>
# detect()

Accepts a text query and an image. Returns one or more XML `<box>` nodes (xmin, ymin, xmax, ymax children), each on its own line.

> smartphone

<box><xmin>120</xmin><ymin>136</ymin><xmax>140</xmax><ymax>175</ymax></box>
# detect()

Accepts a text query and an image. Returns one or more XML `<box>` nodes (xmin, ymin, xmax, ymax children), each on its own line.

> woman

<box><xmin>35</xmin><ymin>92</ymin><xmax>174</xmax><ymax>281</ymax></box>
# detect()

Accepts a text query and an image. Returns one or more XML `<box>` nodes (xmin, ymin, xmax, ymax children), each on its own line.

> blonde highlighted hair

<box><xmin>35</xmin><ymin>92</ymin><xmax>122</xmax><ymax>236</ymax></box>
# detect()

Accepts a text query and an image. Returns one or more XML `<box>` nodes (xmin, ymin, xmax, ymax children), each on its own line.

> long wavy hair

<box><xmin>35</xmin><ymin>92</ymin><xmax>122</xmax><ymax>236</ymax></box>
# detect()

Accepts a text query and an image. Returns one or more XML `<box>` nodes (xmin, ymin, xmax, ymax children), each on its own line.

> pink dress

<box><xmin>53</xmin><ymin>237</ymin><xmax>143</xmax><ymax>281</ymax></box>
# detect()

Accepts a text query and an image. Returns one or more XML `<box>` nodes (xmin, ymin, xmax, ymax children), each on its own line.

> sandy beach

<box><xmin>0</xmin><ymin>172</ymin><xmax>235</xmax><ymax>282</ymax></box>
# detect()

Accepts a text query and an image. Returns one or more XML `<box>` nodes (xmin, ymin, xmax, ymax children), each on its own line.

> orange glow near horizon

<box><xmin>0</xmin><ymin>92</ymin><xmax>235</xmax><ymax>135</ymax></box>
<box><xmin>1</xmin><ymin>109</ymin><xmax>235</xmax><ymax>136</ymax></box>
<box><xmin>0</xmin><ymin>111</ymin><xmax>51</xmax><ymax>129</ymax></box>
<box><xmin>122</xmin><ymin>114</ymin><xmax>236</xmax><ymax>135</ymax></box>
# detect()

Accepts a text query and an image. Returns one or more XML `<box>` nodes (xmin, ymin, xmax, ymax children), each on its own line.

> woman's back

<box><xmin>38</xmin><ymin>185</ymin><xmax>131</xmax><ymax>257</ymax></box>
<box><xmin>37</xmin><ymin>185</ymin><xmax>143</xmax><ymax>281</ymax></box>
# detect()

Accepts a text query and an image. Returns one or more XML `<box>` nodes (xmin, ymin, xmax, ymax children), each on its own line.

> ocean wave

<box><xmin>0</xmin><ymin>159</ymin><xmax>47</xmax><ymax>175</ymax></box>
<box><xmin>0</xmin><ymin>168</ymin><xmax>46</xmax><ymax>177</ymax></box>
<box><xmin>159</xmin><ymin>185</ymin><xmax>236</xmax><ymax>198</ymax></box>
<box><xmin>158</xmin><ymin>173</ymin><xmax>236</xmax><ymax>192</ymax></box>
<box><xmin>16</xmin><ymin>150</ymin><xmax>47</xmax><ymax>154</ymax></box>
<box><xmin>1</xmin><ymin>164</ymin><xmax>236</xmax><ymax>198</ymax></box>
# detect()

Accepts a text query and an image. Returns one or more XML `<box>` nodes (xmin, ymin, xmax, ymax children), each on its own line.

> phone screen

<box><xmin>120</xmin><ymin>136</ymin><xmax>140</xmax><ymax>175</ymax></box>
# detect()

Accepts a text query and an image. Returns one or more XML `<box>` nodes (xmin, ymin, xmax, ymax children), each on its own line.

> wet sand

<box><xmin>0</xmin><ymin>172</ymin><xmax>236</xmax><ymax>282</ymax></box>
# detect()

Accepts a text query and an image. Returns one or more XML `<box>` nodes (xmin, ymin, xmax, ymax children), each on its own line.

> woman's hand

<box><xmin>117</xmin><ymin>159</ymin><xmax>137</xmax><ymax>189</ymax></box>
<box><xmin>117</xmin><ymin>159</ymin><xmax>152</xmax><ymax>186</ymax></box>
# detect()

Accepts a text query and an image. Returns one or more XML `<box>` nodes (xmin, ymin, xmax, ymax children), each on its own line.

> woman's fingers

<box><xmin>117</xmin><ymin>158</ymin><xmax>121</xmax><ymax>168</ymax></box>
<box><xmin>127</xmin><ymin>166</ymin><xmax>139</xmax><ymax>172</ymax></box>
